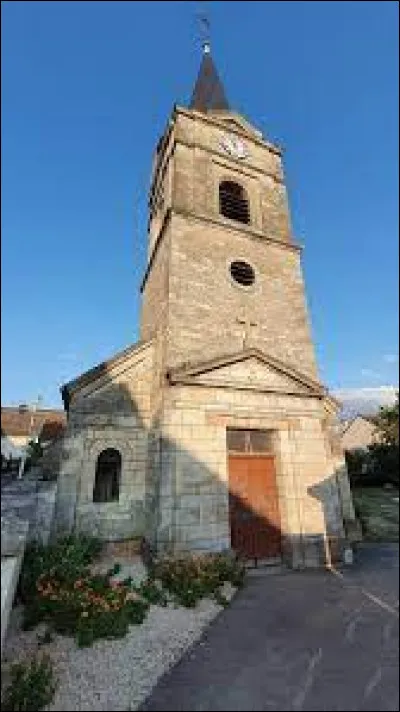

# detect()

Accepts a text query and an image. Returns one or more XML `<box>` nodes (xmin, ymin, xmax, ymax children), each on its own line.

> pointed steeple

<box><xmin>189</xmin><ymin>43</ymin><xmax>230</xmax><ymax>112</ymax></box>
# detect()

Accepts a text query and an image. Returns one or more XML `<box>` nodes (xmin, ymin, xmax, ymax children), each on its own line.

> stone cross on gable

<box><xmin>236</xmin><ymin>317</ymin><xmax>258</xmax><ymax>349</ymax></box>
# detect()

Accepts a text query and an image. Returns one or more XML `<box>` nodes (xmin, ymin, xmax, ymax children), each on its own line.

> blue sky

<box><xmin>1</xmin><ymin>0</ymin><xmax>398</xmax><ymax>408</ymax></box>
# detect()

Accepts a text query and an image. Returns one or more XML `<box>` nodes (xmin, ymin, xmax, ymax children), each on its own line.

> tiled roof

<box><xmin>1</xmin><ymin>407</ymin><xmax>66</xmax><ymax>441</ymax></box>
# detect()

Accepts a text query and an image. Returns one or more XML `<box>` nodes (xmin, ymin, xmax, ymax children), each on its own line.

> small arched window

<box><xmin>93</xmin><ymin>448</ymin><xmax>121</xmax><ymax>503</ymax></box>
<box><xmin>219</xmin><ymin>181</ymin><xmax>250</xmax><ymax>225</ymax></box>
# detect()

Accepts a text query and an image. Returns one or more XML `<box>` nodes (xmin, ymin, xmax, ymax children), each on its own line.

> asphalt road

<box><xmin>140</xmin><ymin>544</ymin><xmax>399</xmax><ymax>712</ymax></box>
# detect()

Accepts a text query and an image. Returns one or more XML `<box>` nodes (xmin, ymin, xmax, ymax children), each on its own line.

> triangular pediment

<box><xmin>167</xmin><ymin>348</ymin><xmax>326</xmax><ymax>398</ymax></box>
<box><xmin>215</xmin><ymin>112</ymin><xmax>263</xmax><ymax>140</ymax></box>
<box><xmin>61</xmin><ymin>340</ymin><xmax>153</xmax><ymax>410</ymax></box>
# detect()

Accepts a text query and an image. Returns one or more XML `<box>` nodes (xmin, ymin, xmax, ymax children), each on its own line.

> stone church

<box><xmin>54</xmin><ymin>44</ymin><xmax>356</xmax><ymax>568</ymax></box>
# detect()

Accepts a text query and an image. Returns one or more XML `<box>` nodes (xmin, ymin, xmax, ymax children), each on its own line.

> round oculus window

<box><xmin>230</xmin><ymin>260</ymin><xmax>255</xmax><ymax>287</ymax></box>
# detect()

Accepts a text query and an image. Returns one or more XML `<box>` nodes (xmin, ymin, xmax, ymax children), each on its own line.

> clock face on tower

<box><xmin>219</xmin><ymin>132</ymin><xmax>248</xmax><ymax>160</ymax></box>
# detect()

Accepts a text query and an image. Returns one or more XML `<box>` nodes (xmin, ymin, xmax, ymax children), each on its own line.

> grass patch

<box><xmin>352</xmin><ymin>487</ymin><xmax>399</xmax><ymax>542</ymax></box>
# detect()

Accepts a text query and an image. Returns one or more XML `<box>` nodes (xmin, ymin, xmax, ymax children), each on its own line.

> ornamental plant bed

<box><xmin>17</xmin><ymin>537</ymin><xmax>152</xmax><ymax>648</ymax></box>
<box><xmin>17</xmin><ymin>536</ymin><xmax>244</xmax><ymax>649</ymax></box>
<box><xmin>23</xmin><ymin>570</ymin><xmax>150</xmax><ymax>648</ymax></box>
<box><xmin>17</xmin><ymin>535</ymin><xmax>104</xmax><ymax>605</ymax></box>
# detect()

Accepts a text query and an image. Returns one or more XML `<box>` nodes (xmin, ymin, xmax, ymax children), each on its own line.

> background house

<box><xmin>1</xmin><ymin>405</ymin><xmax>66</xmax><ymax>468</ymax></box>
<box><xmin>339</xmin><ymin>415</ymin><xmax>380</xmax><ymax>452</ymax></box>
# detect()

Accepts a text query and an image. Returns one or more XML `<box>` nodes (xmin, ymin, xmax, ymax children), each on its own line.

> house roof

<box><xmin>1</xmin><ymin>407</ymin><xmax>66</xmax><ymax>441</ymax></box>
<box><xmin>339</xmin><ymin>415</ymin><xmax>379</xmax><ymax>437</ymax></box>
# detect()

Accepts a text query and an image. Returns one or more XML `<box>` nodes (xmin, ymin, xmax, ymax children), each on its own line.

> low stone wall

<box><xmin>1</xmin><ymin>476</ymin><xmax>58</xmax><ymax>546</ymax></box>
<box><xmin>1</xmin><ymin>476</ymin><xmax>58</xmax><ymax>657</ymax></box>
<box><xmin>1</xmin><ymin>557</ymin><xmax>22</xmax><ymax>657</ymax></box>
<box><xmin>1</xmin><ymin>513</ymin><xmax>29</xmax><ymax>657</ymax></box>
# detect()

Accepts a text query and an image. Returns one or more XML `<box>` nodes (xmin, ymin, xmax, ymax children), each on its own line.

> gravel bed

<box><xmin>2</xmin><ymin>565</ymin><xmax>235</xmax><ymax>711</ymax></box>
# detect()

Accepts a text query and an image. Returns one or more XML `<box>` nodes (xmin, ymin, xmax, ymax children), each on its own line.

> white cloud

<box><xmin>334</xmin><ymin>386</ymin><xmax>398</xmax><ymax>403</ymax></box>
<box><xmin>383</xmin><ymin>354</ymin><xmax>398</xmax><ymax>364</ymax></box>
<box><xmin>360</xmin><ymin>368</ymin><xmax>382</xmax><ymax>379</ymax></box>
<box><xmin>333</xmin><ymin>385</ymin><xmax>398</xmax><ymax>418</ymax></box>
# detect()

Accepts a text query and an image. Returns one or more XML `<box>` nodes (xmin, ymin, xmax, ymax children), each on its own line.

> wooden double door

<box><xmin>228</xmin><ymin>454</ymin><xmax>281</xmax><ymax>561</ymax></box>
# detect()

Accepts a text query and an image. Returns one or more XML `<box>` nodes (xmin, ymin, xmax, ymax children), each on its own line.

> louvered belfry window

<box><xmin>219</xmin><ymin>181</ymin><xmax>250</xmax><ymax>224</ymax></box>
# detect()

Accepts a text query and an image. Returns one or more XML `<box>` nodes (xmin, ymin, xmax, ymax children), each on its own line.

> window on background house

<box><xmin>93</xmin><ymin>448</ymin><xmax>121</xmax><ymax>503</ymax></box>
<box><xmin>219</xmin><ymin>181</ymin><xmax>250</xmax><ymax>224</ymax></box>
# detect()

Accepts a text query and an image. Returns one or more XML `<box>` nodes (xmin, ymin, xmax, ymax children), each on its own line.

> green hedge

<box><xmin>345</xmin><ymin>444</ymin><xmax>399</xmax><ymax>488</ymax></box>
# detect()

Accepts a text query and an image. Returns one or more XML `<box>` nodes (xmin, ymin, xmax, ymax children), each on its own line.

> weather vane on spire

<box><xmin>190</xmin><ymin>1</ymin><xmax>229</xmax><ymax>112</ymax></box>
<box><xmin>197</xmin><ymin>2</ymin><xmax>211</xmax><ymax>54</ymax></box>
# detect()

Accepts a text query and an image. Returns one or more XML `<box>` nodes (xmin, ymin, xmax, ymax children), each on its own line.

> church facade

<box><xmin>54</xmin><ymin>47</ymin><xmax>356</xmax><ymax>568</ymax></box>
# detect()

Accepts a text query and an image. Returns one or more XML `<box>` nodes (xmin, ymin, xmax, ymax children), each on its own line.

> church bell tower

<box><xmin>140</xmin><ymin>43</ymin><xmax>319</xmax><ymax>388</ymax></box>
<box><xmin>137</xmin><ymin>40</ymin><xmax>356</xmax><ymax>565</ymax></box>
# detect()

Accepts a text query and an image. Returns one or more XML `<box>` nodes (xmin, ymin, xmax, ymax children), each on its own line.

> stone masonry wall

<box><xmin>173</xmin><ymin>109</ymin><xmax>292</xmax><ymax>244</ymax></box>
<box><xmin>54</xmin><ymin>345</ymin><xmax>154</xmax><ymax>541</ymax></box>
<box><xmin>140</xmin><ymin>106</ymin><xmax>317</xmax><ymax>388</ymax></box>
<box><xmin>165</xmin><ymin>213</ymin><xmax>318</xmax><ymax>380</ymax></box>
<box><xmin>155</xmin><ymin>384</ymin><xmax>346</xmax><ymax>567</ymax></box>
<box><xmin>72</xmin><ymin>420</ymin><xmax>148</xmax><ymax>541</ymax></box>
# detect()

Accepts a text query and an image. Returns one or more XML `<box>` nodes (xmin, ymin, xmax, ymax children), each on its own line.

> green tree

<box><xmin>364</xmin><ymin>393</ymin><xmax>399</xmax><ymax>487</ymax></box>
<box><xmin>25</xmin><ymin>439</ymin><xmax>43</xmax><ymax>468</ymax></box>
<box><xmin>374</xmin><ymin>393</ymin><xmax>399</xmax><ymax>446</ymax></box>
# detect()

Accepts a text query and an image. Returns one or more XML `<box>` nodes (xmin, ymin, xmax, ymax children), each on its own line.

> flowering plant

<box><xmin>20</xmin><ymin>538</ymin><xmax>149</xmax><ymax>647</ymax></box>
<box><xmin>24</xmin><ymin>571</ymin><xmax>149</xmax><ymax>647</ymax></box>
<box><xmin>152</xmin><ymin>551</ymin><xmax>245</xmax><ymax>608</ymax></box>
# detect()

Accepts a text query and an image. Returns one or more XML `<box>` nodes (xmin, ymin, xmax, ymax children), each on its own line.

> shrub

<box><xmin>368</xmin><ymin>442</ymin><xmax>399</xmax><ymax>487</ymax></box>
<box><xmin>19</xmin><ymin>536</ymin><xmax>151</xmax><ymax>647</ymax></box>
<box><xmin>345</xmin><ymin>448</ymin><xmax>369</xmax><ymax>484</ymax></box>
<box><xmin>137</xmin><ymin>578</ymin><xmax>168</xmax><ymax>607</ymax></box>
<box><xmin>23</xmin><ymin>570</ymin><xmax>149</xmax><ymax>647</ymax></box>
<box><xmin>18</xmin><ymin>536</ymin><xmax>103</xmax><ymax>604</ymax></box>
<box><xmin>152</xmin><ymin>551</ymin><xmax>245</xmax><ymax>608</ymax></box>
<box><xmin>2</xmin><ymin>654</ymin><xmax>56</xmax><ymax>711</ymax></box>
<box><xmin>346</xmin><ymin>444</ymin><xmax>399</xmax><ymax>488</ymax></box>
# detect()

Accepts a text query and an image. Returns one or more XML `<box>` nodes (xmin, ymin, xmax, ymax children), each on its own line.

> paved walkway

<box><xmin>140</xmin><ymin>545</ymin><xmax>399</xmax><ymax>711</ymax></box>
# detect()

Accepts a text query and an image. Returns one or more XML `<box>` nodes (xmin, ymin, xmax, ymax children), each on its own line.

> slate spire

<box><xmin>189</xmin><ymin>42</ymin><xmax>230</xmax><ymax>112</ymax></box>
